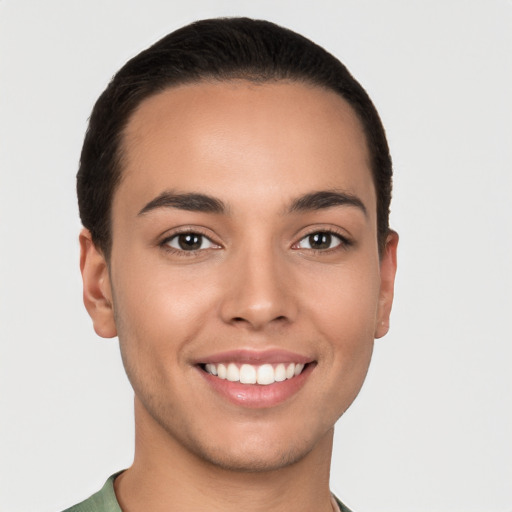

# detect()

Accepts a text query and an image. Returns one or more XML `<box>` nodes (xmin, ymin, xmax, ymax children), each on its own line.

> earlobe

<box><xmin>375</xmin><ymin>230</ymin><xmax>399</xmax><ymax>339</ymax></box>
<box><xmin>79</xmin><ymin>229</ymin><xmax>117</xmax><ymax>338</ymax></box>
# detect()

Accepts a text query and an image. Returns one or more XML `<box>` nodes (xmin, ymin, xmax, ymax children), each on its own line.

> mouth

<box><xmin>196</xmin><ymin>351</ymin><xmax>315</xmax><ymax>408</ymax></box>
<box><xmin>200</xmin><ymin>362</ymin><xmax>307</xmax><ymax>385</ymax></box>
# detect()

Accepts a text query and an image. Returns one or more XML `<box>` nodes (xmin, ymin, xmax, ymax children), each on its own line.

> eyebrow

<box><xmin>288</xmin><ymin>190</ymin><xmax>367</xmax><ymax>216</ymax></box>
<box><xmin>138</xmin><ymin>191</ymin><xmax>226</xmax><ymax>216</ymax></box>
<box><xmin>137</xmin><ymin>189</ymin><xmax>367</xmax><ymax>217</ymax></box>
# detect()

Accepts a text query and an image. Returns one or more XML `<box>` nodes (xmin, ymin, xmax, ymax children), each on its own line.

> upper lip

<box><xmin>195</xmin><ymin>349</ymin><xmax>313</xmax><ymax>365</ymax></box>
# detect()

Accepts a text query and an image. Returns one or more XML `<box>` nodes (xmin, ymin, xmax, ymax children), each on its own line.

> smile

<box><xmin>197</xmin><ymin>350</ymin><xmax>314</xmax><ymax>408</ymax></box>
<box><xmin>203</xmin><ymin>362</ymin><xmax>306</xmax><ymax>385</ymax></box>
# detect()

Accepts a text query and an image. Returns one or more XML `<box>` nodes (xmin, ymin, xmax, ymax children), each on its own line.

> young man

<box><xmin>70</xmin><ymin>17</ymin><xmax>398</xmax><ymax>512</ymax></box>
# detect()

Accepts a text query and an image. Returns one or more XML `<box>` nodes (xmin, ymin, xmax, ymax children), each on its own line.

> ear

<box><xmin>374</xmin><ymin>230</ymin><xmax>399</xmax><ymax>339</ymax></box>
<box><xmin>79</xmin><ymin>228</ymin><xmax>117</xmax><ymax>338</ymax></box>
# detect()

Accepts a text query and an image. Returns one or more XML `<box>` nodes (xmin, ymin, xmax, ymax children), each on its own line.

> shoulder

<box><xmin>333</xmin><ymin>494</ymin><xmax>355</xmax><ymax>512</ymax></box>
<box><xmin>61</xmin><ymin>474</ymin><xmax>122</xmax><ymax>512</ymax></box>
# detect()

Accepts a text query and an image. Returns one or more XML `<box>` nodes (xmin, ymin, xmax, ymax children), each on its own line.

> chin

<box><xmin>185</xmin><ymin>434</ymin><xmax>317</xmax><ymax>473</ymax></box>
<box><xmin>144</xmin><ymin>399</ymin><xmax>328</xmax><ymax>474</ymax></box>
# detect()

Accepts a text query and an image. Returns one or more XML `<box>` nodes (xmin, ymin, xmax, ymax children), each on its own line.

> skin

<box><xmin>80</xmin><ymin>80</ymin><xmax>398</xmax><ymax>512</ymax></box>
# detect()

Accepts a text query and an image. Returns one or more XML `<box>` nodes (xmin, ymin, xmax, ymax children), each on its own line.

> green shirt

<box><xmin>62</xmin><ymin>473</ymin><xmax>353</xmax><ymax>512</ymax></box>
<box><xmin>63</xmin><ymin>474</ymin><xmax>122</xmax><ymax>512</ymax></box>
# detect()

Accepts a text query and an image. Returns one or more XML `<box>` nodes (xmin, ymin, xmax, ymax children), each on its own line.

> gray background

<box><xmin>1</xmin><ymin>1</ymin><xmax>511</xmax><ymax>511</ymax></box>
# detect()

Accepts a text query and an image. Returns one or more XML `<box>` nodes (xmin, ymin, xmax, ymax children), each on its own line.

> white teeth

<box><xmin>205</xmin><ymin>363</ymin><xmax>217</xmax><ymax>376</ymax></box>
<box><xmin>226</xmin><ymin>363</ymin><xmax>239</xmax><ymax>382</ymax></box>
<box><xmin>217</xmin><ymin>363</ymin><xmax>227</xmax><ymax>379</ymax></box>
<box><xmin>204</xmin><ymin>362</ymin><xmax>307</xmax><ymax>385</ymax></box>
<box><xmin>239</xmin><ymin>364</ymin><xmax>257</xmax><ymax>384</ymax></box>
<box><xmin>257</xmin><ymin>364</ymin><xmax>275</xmax><ymax>385</ymax></box>
<box><xmin>274</xmin><ymin>363</ymin><xmax>286</xmax><ymax>382</ymax></box>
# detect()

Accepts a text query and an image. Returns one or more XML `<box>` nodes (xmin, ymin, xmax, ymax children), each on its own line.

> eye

<box><xmin>296</xmin><ymin>231</ymin><xmax>344</xmax><ymax>251</ymax></box>
<box><xmin>165</xmin><ymin>232</ymin><xmax>218</xmax><ymax>251</ymax></box>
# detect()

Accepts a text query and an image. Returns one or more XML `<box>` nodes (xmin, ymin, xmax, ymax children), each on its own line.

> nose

<box><xmin>219</xmin><ymin>245</ymin><xmax>297</xmax><ymax>331</ymax></box>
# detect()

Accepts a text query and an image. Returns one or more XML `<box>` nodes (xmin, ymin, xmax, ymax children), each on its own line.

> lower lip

<box><xmin>199</xmin><ymin>364</ymin><xmax>314</xmax><ymax>409</ymax></box>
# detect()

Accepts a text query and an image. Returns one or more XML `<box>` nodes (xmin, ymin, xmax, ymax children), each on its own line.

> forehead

<box><xmin>117</xmin><ymin>80</ymin><xmax>375</xmax><ymax>218</ymax></box>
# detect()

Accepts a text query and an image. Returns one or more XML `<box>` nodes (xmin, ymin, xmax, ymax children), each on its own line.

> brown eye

<box><xmin>179</xmin><ymin>233</ymin><xmax>202</xmax><ymax>250</ymax></box>
<box><xmin>309</xmin><ymin>232</ymin><xmax>332</xmax><ymax>249</ymax></box>
<box><xmin>166</xmin><ymin>233</ymin><xmax>216</xmax><ymax>251</ymax></box>
<box><xmin>297</xmin><ymin>231</ymin><xmax>343</xmax><ymax>250</ymax></box>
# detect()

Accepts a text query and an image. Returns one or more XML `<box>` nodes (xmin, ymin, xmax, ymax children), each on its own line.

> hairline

<box><xmin>103</xmin><ymin>76</ymin><xmax>383</xmax><ymax>260</ymax></box>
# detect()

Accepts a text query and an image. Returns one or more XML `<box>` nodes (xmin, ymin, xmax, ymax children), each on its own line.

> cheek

<box><xmin>303</xmin><ymin>261</ymin><xmax>380</xmax><ymax>383</ymax></box>
<box><xmin>111</xmin><ymin>260</ymin><xmax>219</xmax><ymax>368</ymax></box>
<box><xmin>305</xmin><ymin>259</ymin><xmax>380</xmax><ymax>337</ymax></box>
<box><xmin>314</xmin><ymin>288</ymin><xmax>377</xmax><ymax>416</ymax></box>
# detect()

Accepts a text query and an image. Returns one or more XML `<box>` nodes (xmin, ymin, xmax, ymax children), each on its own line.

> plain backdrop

<box><xmin>1</xmin><ymin>1</ymin><xmax>511</xmax><ymax>511</ymax></box>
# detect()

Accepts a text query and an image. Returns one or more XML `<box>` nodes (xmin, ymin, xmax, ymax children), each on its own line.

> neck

<box><xmin>115</xmin><ymin>398</ymin><xmax>335</xmax><ymax>512</ymax></box>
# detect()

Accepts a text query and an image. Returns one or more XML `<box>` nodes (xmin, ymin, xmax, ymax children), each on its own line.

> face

<box><xmin>81</xmin><ymin>80</ymin><xmax>398</xmax><ymax>472</ymax></box>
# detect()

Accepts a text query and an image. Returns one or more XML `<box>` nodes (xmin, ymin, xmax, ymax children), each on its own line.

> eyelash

<box><xmin>160</xmin><ymin>229</ymin><xmax>220</xmax><ymax>257</ymax></box>
<box><xmin>293</xmin><ymin>229</ymin><xmax>352</xmax><ymax>253</ymax></box>
<box><xmin>159</xmin><ymin>228</ymin><xmax>352</xmax><ymax>257</ymax></box>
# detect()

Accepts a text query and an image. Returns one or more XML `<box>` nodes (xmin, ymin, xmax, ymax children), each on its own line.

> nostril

<box><xmin>232</xmin><ymin>315</ymin><xmax>287</xmax><ymax>324</ymax></box>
